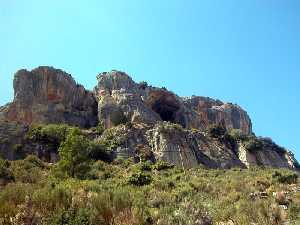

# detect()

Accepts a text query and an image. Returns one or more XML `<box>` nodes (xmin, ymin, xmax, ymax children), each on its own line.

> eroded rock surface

<box><xmin>95</xmin><ymin>70</ymin><xmax>252</xmax><ymax>134</ymax></box>
<box><xmin>0</xmin><ymin>66</ymin><xmax>98</xmax><ymax>127</ymax></box>
<box><xmin>0</xmin><ymin>67</ymin><xmax>298</xmax><ymax>170</ymax></box>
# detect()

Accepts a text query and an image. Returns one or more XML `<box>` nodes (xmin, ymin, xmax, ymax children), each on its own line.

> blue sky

<box><xmin>1</xmin><ymin>1</ymin><xmax>300</xmax><ymax>160</ymax></box>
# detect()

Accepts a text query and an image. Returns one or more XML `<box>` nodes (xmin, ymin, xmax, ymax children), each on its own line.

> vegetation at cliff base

<box><xmin>0</xmin><ymin>153</ymin><xmax>300</xmax><ymax>225</ymax></box>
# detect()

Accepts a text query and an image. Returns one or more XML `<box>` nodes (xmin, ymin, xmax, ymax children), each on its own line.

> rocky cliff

<box><xmin>95</xmin><ymin>70</ymin><xmax>252</xmax><ymax>134</ymax></box>
<box><xmin>0</xmin><ymin>67</ymin><xmax>298</xmax><ymax>170</ymax></box>
<box><xmin>0</xmin><ymin>67</ymin><xmax>98</xmax><ymax>128</ymax></box>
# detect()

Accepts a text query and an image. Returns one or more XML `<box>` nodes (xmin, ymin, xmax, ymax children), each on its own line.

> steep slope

<box><xmin>0</xmin><ymin>67</ymin><xmax>298</xmax><ymax>170</ymax></box>
<box><xmin>95</xmin><ymin>70</ymin><xmax>252</xmax><ymax>134</ymax></box>
<box><xmin>0</xmin><ymin>66</ymin><xmax>98</xmax><ymax>128</ymax></box>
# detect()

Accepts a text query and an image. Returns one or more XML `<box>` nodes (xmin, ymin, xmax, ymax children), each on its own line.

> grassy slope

<box><xmin>0</xmin><ymin>156</ymin><xmax>300</xmax><ymax>225</ymax></box>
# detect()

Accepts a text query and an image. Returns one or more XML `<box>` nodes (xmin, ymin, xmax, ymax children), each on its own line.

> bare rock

<box><xmin>95</xmin><ymin>71</ymin><xmax>252</xmax><ymax>134</ymax></box>
<box><xmin>0</xmin><ymin>66</ymin><xmax>98</xmax><ymax>128</ymax></box>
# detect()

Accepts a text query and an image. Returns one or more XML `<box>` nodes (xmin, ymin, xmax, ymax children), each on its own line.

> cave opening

<box><xmin>151</xmin><ymin>100</ymin><xmax>180</xmax><ymax>123</ymax></box>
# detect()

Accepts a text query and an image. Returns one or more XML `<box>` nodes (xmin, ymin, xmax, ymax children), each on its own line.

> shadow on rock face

<box><xmin>147</xmin><ymin>90</ymin><xmax>185</xmax><ymax>127</ymax></box>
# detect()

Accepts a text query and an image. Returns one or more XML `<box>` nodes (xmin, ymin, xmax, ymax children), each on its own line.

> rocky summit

<box><xmin>0</xmin><ymin>66</ymin><xmax>298</xmax><ymax>169</ymax></box>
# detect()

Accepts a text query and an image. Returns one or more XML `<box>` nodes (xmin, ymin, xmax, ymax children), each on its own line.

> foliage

<box><xmin>272</xmin><ymin>171</ymin><xmax>298</xmax><ymax>184</ymax></box>
<box><xmin>243</xmin><ymin>136</ymin><xmax>264</xmax><ymax>152</ymax></box>
<box><xmin>92</xmin><ymin>121</ymin><xmax>105</xmax><ymax>136</ymax></box>
<box><xmin>152</xmin><ymin>160</ymin><xmax>175</xmax><ymax>171</ymax></box>
<box><xmin>206</xmin><ymin>124</ymin><xmax>226</xmax><ymax>138</ymax></box>
<box><xmin>226</xmin><ymin>129</ymin><xmax>286</xmax><ymax>154</ymax></box>
<box><xmin>26</xmin><ymin>124</ymin><xmax>74</xmax><ymax>148</ymax></box>
<box><xmin>128</xmin><ymin>171</ymin><xmax>152</xmax><ymax>186</ymax></box>
<box><xmin>242</xmin><ymin>136</ymin><xmax>286</xmax><ymax>153</ymax></box>
<box><xmin>0</xmin><ymin>158</ymin><xmax>14</xmax><ymax>182</ymax></box>
<box><xmin>228</xmin><ymin>129</ymin><xmax>247</xmax><ymax>141</ymax></box>
<box><xmin>98</xmin><ymin>126</ymin><xmax>124</xmax><ymax>152</ymax></box>
<box><xmin>88</xmin><ymin>141</ymin><xmax>112</xmax><ymax>163</ymax></box>
<box><xmin>9</xmin><ymin>155</ymin><xmax>46</xmax><ymax>183</ymax></box>
<box><xmin>0</xmin><ymin>155</ymin><xmax>300</xmax><ymax>225</ymax></box>
<box><xmin>57</xmin><ymin>128</ymin><xmax>91</xmax><ymax>179</ymax></box>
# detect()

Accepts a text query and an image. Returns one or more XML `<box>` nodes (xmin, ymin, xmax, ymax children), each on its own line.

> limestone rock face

<box><xmin>94</xmin><ymin>71</ymin><xmax>161</xmax><ymax>128</ymax></box>
<box><xmin>146</xmin><ymin>122</ymin><xmax>244</xmax><ymax>169</ymax></box>
<box><xmin>0</xmin><ymin>67</ymin><xmax>298</xmax><ymax>170</ymax></box>
<box><xmin>183</xmin><ymin>96</ymin><xmax>252</xmax><ymax>134</ymax></box>
<box><xmin>0</xmin><ymin>67</ymin><xmax>98</xmax><ymax>127</ymax></box>
<box><xmin>0</xmin><ymin>121</ymin><xmax>59</xmax><ymax>162</ymax></box>
<box><xmin>95</xmin><ymin>122</ymin><xmax>298</xmax><ymax>170</ymax></box>
<box><xmin>238</xmin><ymin>144</ymin><xmax>299</xmax><ymax>169</ymax></box>
<box><xmin>95</xmin><ymin>71</ymin><xmax>252</xmax><ymax>134</ymax></box>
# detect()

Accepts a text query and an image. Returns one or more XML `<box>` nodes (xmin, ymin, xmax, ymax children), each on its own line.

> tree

<box><xmin>57</xmin><ymin>128</ymin><xmax>91</xmax><ymax>179</ymax></box>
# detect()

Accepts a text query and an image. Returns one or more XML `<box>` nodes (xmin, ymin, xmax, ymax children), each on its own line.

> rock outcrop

<box><xmin>0</xmin><ymin>67</ymin><xmax>298</xmax><ymax>170</ymax></box>
<box><xmin>95</xmin><ymin>71</ymin><xmax>252</xmax><ymax>134</ymax></box>
<box><xmin>0</xmin><ymin>66</ymin><xmax>98</xmax><ymax>128</ymax></box>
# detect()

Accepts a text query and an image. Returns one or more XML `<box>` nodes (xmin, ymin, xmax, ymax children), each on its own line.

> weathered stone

<box><xmin>95</xmin><ymin>71</ymin><xmax>253</xmax><ymax>135</ymax></box>
<box><xmin>238</xmin><ymin>143</ymin><xmax>299</xmax><ymax>169</ymax></box>
<box><xmin>0</xmin><ymin>66</ymin><xmax>98</xmax><ymax>127</ymax></box>
<box><xmin>0</xmin><ymin>67</ymin><xmax>298</xmax><ymax>170</ymax></box>
<box><xmin>0</xmin><ymin>121</ymin><xmax>59</xmax><ymax>162</ymax></box>
<box><xmin>183</xmin><ymin>96</ymin><xmax>252</xmax><ymax>134</ymax></box>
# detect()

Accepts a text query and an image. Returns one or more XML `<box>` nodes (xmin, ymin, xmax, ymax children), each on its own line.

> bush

<box><xmin>272</xmin><ymin>171</ymin><xmax>298</xmax><ymax>184</ymax></box>
<box><xmin>137</xmin><ymin>161</ymin><xmax>152</xmax><ymax>172</ymax></box>
<box><xmin>57</xmin><ymin>128</ymin><xmax>91</xmax><ymax>179</ymax></box>
<box><xmin>26</xmin><ymin>124</ymin><xmax>73</xmax><ymax>149</ymax></box>
<box><xmin>0</xmin><ymin>158</ymin><xmax>14</xmax><ymax>182</ymax></box>
<box><xmin>88</xmin><ymin>141</ymin><xmax>112</xmax><ymax>162</ymax></box>
<box><xmin>32</xmin><ymin>185</ymin><xmax>72</xmax><ymax>217</ymax></box>
<box><xmin>228</xmin><ymin>129</ymin><xmax>247</xmax><ymax>141</ymax></box>
<box><xmin>206</xmin><ymin>125</ymin><xmax>226</xmax><ymax>138</ymax></box>
<box><xmin>93</xmin><ymin>121</ymin><xmax>105</xmax><ymax>136</ymax></box>
<box><xmin>153</xmin><ymin>160</ymin><xmax>175</xmax><ymax>171</ymax></box>
<box><xmin>10</xmin><ymin>155</ymin><xmax>46</xmax><ymax>183</ymax></box>
<box><xmin>128</xmin><ymin>172</ymin><xmax>152</xmax><ymax>186</ymax></box>
<box><xmin>46</xmin><ymin>208</ymin><xmax>91</xmax><ymax>225</ymax></box>
<box><xmin>98</xmin><ymin>127</ymin><xmax>124</xmax><ymax>152</ymax></box>
<box><xmin>243</xmin><ymin>137</ymin><xmax>263</xmax><ymax>152</ymax></box>
<box><xmin>242</xmin><ymin>136</ymin><xmax>286</xmax><ymax>153</ymax></box>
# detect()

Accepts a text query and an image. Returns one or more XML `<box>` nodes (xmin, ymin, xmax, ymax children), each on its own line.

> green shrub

<box><xmin>0</xmin><ymin>183</ymin><xmax>32</xmax><ymax>208</ymax></box>
<box><xmin>206</xmin><ymin>124</ymin><xmax>226</xmax><ymax>138</ymax></box>
<box><xmin>98</xmin><ymin>127</ymin><xmax>123</xmax><ymax>152</ymax></box>
<box><xmin>243</xmin><ymin>137</ymin><xmax>263</xmax><ymax>152</ymax></box>
<box><xmin>32</xmin><ymin>185</ymin><xmax>72</xmax><ymax>217</ymax></box>
<box><xmin>10</xmin><ymin>155</ymin><xmax>46</xmax><ymax>183</ymax></box>
<box><xmin>153</xmin><ymin>160</ymin><xmax>175</xmax><ymax>171</ymax></box>
<box><xmin>26</xmin><ymin>124</ymin><xmax>73</xmax><ymax>148</ymax></box>
<box><xmin>0</xmin><ymin>158</ymin><xmax>14</xmax><ymax>182</ymax></box>
<box><xmin>93</xmin><ymin>121</ymin><xmax>105</xmax><ymax>136</ymax></box>
<box><xmin>57</xmin><ymin>128</ymin><xmax>91</xmax><ymax>179</ymax></box>
<box><xmin>272</xmin><ymin>171</ymin><xmax>298</xmax><ymax>184</ymax></box>
<box><xmin>88</xmin><ymin>141</ymin><xmax>112</xmax><ymax>162</ymax></box>
<box><xmin>228</xmin><ymin>129</ymin><xmax>247</xmax><ymax>141</ymax></box>
<box><xmin>128</xmin><ymin>172</ymin><xmax>152</xmax><ymax>186</ymax></box>
<box><xmin>137</xmin><ymin>161</ymin><xmax>152</xmax><ymax>172</ymax></box>
<box><xmin>46</xmin><ymin>208</ymin><xmax>91</xmax><ymax>225</ymax></box>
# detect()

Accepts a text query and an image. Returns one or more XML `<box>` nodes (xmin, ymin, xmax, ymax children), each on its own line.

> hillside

<box><xmin>0</xmin><ymin>66</ymin><xmax>298</xmax><ymax>169</ymax></box>
<box><xmin>0</xmin><ymin>155</ymin><xmax>299</xmax><ymax>225</ymax></box>
<box><xmin>0</xmin><ymin>67</ymin><xmax>300</xmax><ymax>225</ymax></box>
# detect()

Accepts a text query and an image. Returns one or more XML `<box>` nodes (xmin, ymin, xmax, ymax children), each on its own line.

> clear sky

<box><xmin>1</xmin><ymin>1</ymin><xmax>300</xmax><ymax>160</ymax></box>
